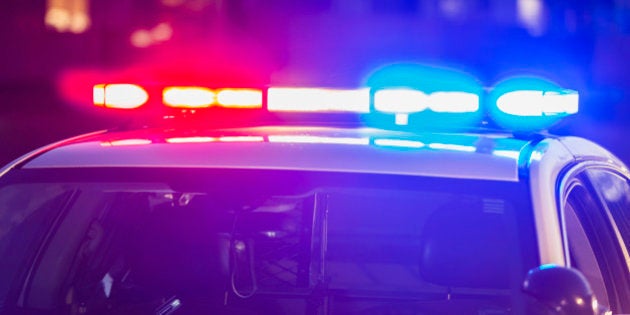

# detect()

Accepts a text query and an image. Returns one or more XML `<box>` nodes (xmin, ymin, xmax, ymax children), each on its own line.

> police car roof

<box><xmin>21</xmin><ymin>125</ymin><xmax>531</xmax><ymax>182</ymax></box>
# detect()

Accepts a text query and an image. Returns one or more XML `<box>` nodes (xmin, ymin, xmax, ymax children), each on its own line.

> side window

<box><xmin>587</xmin><ymin>169</ymin><xmax>630</xmax><ymax>254</ymax></box>
<box><xmin>563</xmin><ymin>183</ymin><xmax>611</xmax><ymax>307</ymax></box>
<box><xmin>562</xmin><ymin>174</ymin><xmax>630</xmax><ymax>313</ymax></box>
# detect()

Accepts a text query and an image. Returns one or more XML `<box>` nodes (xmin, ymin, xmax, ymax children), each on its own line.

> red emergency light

<box><xmin>93</xmin><ymin>84</ymin><xmax>149</xmax><ymax>109</ymax></box>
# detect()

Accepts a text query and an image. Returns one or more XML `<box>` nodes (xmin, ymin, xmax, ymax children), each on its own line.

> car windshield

<box><xmin>0</xmin><ymin>168</ymin><xmax>535</xmax><ymax>315</ymax></box>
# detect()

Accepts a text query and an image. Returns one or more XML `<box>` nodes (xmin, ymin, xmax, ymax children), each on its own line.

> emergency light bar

<box><xmin>92</xmin><ymin>78</ymin><xmax>579</xmax><ymax>132</ymax></box>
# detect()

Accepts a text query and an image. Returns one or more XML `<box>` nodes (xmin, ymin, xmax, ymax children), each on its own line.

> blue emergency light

<box><xmin>487</xmin><ymin>76</ymin><xmax>579</xmax><ymax>132</ymax></box>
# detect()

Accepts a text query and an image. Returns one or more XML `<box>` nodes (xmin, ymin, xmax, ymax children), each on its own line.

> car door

<box><xmin>558</xmin><ymin>163</ymin><xmax>630</xmax><ymax>314</ymax></box>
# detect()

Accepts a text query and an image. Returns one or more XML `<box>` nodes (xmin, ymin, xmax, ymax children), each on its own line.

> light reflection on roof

<box><xmin>24</xmin><ymin>126</ymin><xmax>529</xmax><ymax>181</ymax></box>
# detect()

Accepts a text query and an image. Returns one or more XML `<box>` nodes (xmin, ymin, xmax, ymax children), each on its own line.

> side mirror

<box><xmin>523</xmin><ymin>265</ymin><xmax>609</xmax><ymax>315</ymax></box>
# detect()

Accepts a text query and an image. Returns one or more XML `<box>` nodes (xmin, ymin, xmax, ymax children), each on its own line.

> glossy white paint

<box><xmin>0</xmin><ymin>130</ymin><xmax>108</xmax><ymax>178</ymax></box>
<box><xmin>528</xmin><ymin>138</ymin><xmax>575</xmax><ymax>266</ymax></box>
<box><xmin>21</xmin><ymin>126</ymin><xmax>527</xmax><ymax>181</ymax></box>
<box><xmin>559</xmin><ymin>137</ymin><xmax>630</xmax><ymax>176</ymax></box>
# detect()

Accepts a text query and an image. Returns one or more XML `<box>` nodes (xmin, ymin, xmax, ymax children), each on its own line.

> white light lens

<box><xmin>429</xmin><ymin>92</ymin><xmax>479</xmax><ymax>113</ymax></box>
<box><xmin>163</xmin><ymin>87</ymin><xmax>215</xmax><ymax>108</ymax></box>
<box><xmin>93</xmin><ymin>84</ymin><xmax>149</xmax><ymax>109</ymax></box>
<box><xmin>93</xmin><ymin>84</ymin><xmax>105</xmax><ymax>106</ymax></box>
<box><xmin>216</xmin><ymin>89</ymin><xmax>263</xmax><ymax>108</ymax></box>
<box><xmin>268</xmin><ymin>88</ymin><xmax>370</xmax><ymax>112</ymax></box>
<box><xmin>374</xmin><ymin>89</ymin><xmax>428</xmax><ymax>113</ymax></box>
<box><xmin>497</xmin><ymin>90</ymin><xmax>579</xmax><ymax>116</ymax></box>
<box><xmin>544</xmin><ymin>91</ymin><xmax>579</xmax><ymax>114</ymax></box>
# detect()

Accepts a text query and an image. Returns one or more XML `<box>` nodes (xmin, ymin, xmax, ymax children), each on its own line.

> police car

<box><xmin>0</xmin><ymin>71</ymin><xmax>629</xmax><ymax>315</ymax></box>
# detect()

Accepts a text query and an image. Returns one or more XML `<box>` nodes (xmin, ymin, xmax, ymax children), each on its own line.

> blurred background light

<box><xmin>161</xmin><ymin>0</ymin><xmax>185</xmax><ymax>7</ymax></box>
<box><xmin>130</xmin><ymin>30</ymin><xmax>153</xmax><ymax>48</ymax></box>
<box><xmin>439</xmin><ymin>0</ymin><xmax>466</xmax><ymax>20</ymax></box>
<box><xmin>152</xmin><ymin>23</ymin><xmax>173</xmax><ymax>41</ymax></box>
<box><xmin>130</xmin><ymin>22</ymin><xmax>173</xmax><ymax>48</ymax></box>
<box><xmin>517</xmin><ymin>0</ymin><xmax>545</xmax><ymax>36</ymax></box>
<box><xmin>45</xmin><ymin>0</ymin><xmax>90</xmax><ymax>34</ymax></box>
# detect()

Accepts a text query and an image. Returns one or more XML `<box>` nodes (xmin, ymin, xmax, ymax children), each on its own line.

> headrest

<box><xmin>419</xmin><ymin>199</ymin><xmax>511</xmax><ymax>288</ymax></box>
<box><xmin>129</xmin><ymin>199</ymin><xmax>229</xmax><ymax>292</ymax></box>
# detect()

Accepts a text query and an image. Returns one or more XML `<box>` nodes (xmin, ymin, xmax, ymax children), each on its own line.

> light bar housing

<box><xmin>92</xmin><ymin>78</ymin><xmax>578</xmax><ymax>133</ymax></box>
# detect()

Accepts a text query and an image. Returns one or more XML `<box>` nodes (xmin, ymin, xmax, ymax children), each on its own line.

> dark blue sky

<box><xmin>0</xmin><ymin>0</ymin><xmax>629</xmax><ymax>164</ymax></box>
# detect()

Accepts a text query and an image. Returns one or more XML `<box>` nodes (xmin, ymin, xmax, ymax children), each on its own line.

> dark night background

<box><xmin>1</xmin><ymin>0</ymin><xmax>629</xmax><ymax>166</ymax></box>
